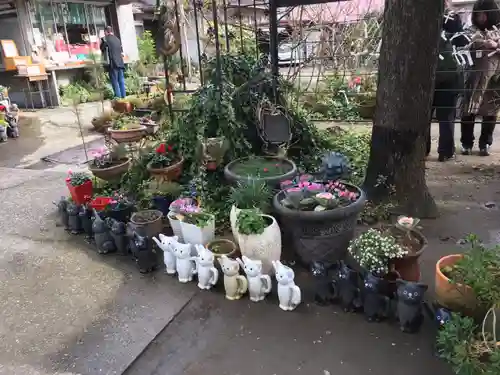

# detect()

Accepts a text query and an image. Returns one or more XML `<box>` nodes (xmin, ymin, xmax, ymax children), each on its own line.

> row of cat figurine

<box><xmin>311</xmin><ymin>260</ymin><xmax>429</xmax><ymax>334</ymax></box>
<box><xmin>153</xmin><ymin>234</ymin><xmax>302</xmax><ymax>312</ymax></box>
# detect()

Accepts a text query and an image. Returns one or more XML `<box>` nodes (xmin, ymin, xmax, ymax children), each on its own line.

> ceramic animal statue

<box><xmin>310</xmin><ymin>261</ymin><xmax>337</xmax><ymax>305</ymax></box>
<box><xmin>237</xmin><ymin>256</ymin><xmax>272</xmax><ymax>302</ymax></box>
<box><xmin>173</xmin><ymin>242</ymin><xmax>196</xmax><ymax>283</ymax></box>
<box><xmin>66</xmin><ymin>201</ymin><xmax>82</xmax><ymax>234</ymax></box>
<box><xmin>396</xmin><ymin>279</ymin><xmax>428</xmax><ymax>333</ymax></box>
<box><xmin>107</xmin><ymin>218</ymin><xmax>128</xmax><ymax>256</ymax></box>
<box><xmin>362</xmin><ymin>273</ymin><xmax>390</xmax><ymax>322</ymax></box>
<box><xmin>92</xmin><ymin>209</ymin><xmax>116</xmax><ymax>254</ymax></box>
<box><xmin>152</xmin><ymin>233</ymin><xmax>179</xmax><ymax>275</ymax></box>
<box><xmin>333</xmin><ymin>261</ymin><xmax>362</xmax><ymax>312</ymax></box>
<box><xmin>435</xmin><ymin>307</ymin><xmax>452</xmax><ymax>328</ymax></box>
<box><xmin>218</xmin><ymin>255</ymin><xmax>248</xmax><ymax>300</ymax></box>
<box><xmin>55</xmin><ymin>197</ymin><xmax>69</xmax><ymax>230</ymax></box>
<box><xmin>193</xmin><ymin>244</ymin><xmax>219</xmax><ymax>290</ymax></box>
<box><xmin>273</xmin><ymin>260</ymin><xmax>302</xmax><ymax>311</ymax></box>
<box><xmin>133</xmin><ymin>231</ymin><xmax>158</xmax><ymax>273</ymax></box>
<box><xmin>127</xmin><ymin>223</ymin><xmax>139</xmax><ymax>258</ymax></box>
<box><xmin>0</xmin><ymin>124</ymin><xmax>7</xmax><ymax>142</ymax></box>
<box><xmin>6</xmin><ymin>113</ymin><xmax>19</xmax><ymax>138</ymax></box>
<box><xmin>79</xmin><ymin>205</ymin><xmax>94</xmax><ymax>243</ymax></box>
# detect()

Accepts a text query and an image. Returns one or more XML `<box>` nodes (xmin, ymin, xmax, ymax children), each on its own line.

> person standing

<box><xmin>460</xmin><ymin>0</ymin><xmax>500</xmax><ymax>156</ymax></box>
<box><xmin>100</xmin><ymin>26</ymin><xmax>126</xmax><ymax>99</ymax></box>
<box><xmin>427</xmin><ymin>9</ymin><xmax>468</xmax><ymax>161</ymax></box>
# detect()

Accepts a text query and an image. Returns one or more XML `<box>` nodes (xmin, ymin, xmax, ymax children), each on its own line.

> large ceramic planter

<box><xmin>272</xmin><ymin>183</ymin><xmax>366</xmax><ymax>265</ymax></box>
<box><xmin>66</xmin><ymin>180</ymin><xmax>93</xmax><ymax>205</ymax></box>
<box><xmin>88</xmin><ymin>158</ymin><xmax>131</xmax><ymax>181</ymax></box>
<box><xmin>140</xmin><ymin>120</ymin><xmax>159</xmax><ymax>135</ymax></box>
<box><xmin>224</xmin><ymin>156</ymin><xmax>297</xmax><ymax>187</ymax></box>
<box><xmin>238</xmin><ymin>214</ymin><xmax>281</xmax><ymax>275</ymax></box>
<box><xmin>130</xmin><ymin>210</ymin><xmax>163</xmax><ymax>238</ymax></box>
<box><xmin>167</xmin><ymin>211</ymin><xmax>184</xmax><ymax>242</ymax></box>
<box><xmin>179</xmin><ymin>215</ymin><xmax>215</xmax><ymax>245</ymax></box>
<box><xmin>389</xmin><ymin>229</ymin><xmax>427</xmax><ymax>282</ymax></box>
<box><xmin>109</xmin><ymin>126</ymin><xmax>146</xmax><ymax>143</ymax></box>
<box><xmin>147</xmin><ymin>157</ymin><xmax>184</xmax><ymax>181</ymax></box>
<box><xmin>435</xmin><ymin>254</ymin><xmax>479</xmax><ymax>316</ymax></box>
<box><xmin>230</xmin><ymin>205</ymin><xmax>241</xmax><ymax>245</ymax></box>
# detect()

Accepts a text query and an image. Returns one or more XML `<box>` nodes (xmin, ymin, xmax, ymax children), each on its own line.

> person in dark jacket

<box><xmin>427</xmin><ymin>10</ymin><xmax>468</xmax><ymax>161</ymax></box>
<box><xmin>100</xmin><ymin>26</ymin><xmax>126</xmax><ymax>98</ymax></box>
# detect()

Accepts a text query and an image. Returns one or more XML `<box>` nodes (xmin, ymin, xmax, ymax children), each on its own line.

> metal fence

<box><xmin>158</xmin><ymin>0</ymin><xmax>383</xmax><ymax>124</ymax></box>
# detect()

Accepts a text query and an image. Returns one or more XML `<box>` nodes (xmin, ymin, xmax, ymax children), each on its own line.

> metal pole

<box><xmin>269</xmin><ymin>0</ymin><xmax>279</xmax><ymax>93</ymax></box>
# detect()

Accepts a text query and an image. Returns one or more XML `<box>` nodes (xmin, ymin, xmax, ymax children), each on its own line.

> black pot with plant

<box><xmin>146</xmin><ymin>180</ymin><xmax>183</xmax><ymax>216</ymax></box>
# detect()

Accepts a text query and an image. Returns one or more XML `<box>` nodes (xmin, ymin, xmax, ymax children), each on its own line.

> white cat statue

<box><xmin>218</xmin><ymin>255</ymin><xmax>248</xmax><ymax>300</ymax></box>
<box><xmin>193</xmin><ymin>244</ymin><xmax>219</xmax><ymax>290</ymax></box>
<box><xmin>272</xmin><ymin>260</ymin><xmax>302</xmax><ymax>311</ymax></box>
<box><xmin>173</xmin><ymin>242</ymin><xmax>196</xmax><ymax>283</ymax></box>
<box><xmin>152</xmin><ymin>234</ymin><xmax>179</xmax><ymax>275</ymax></box>
<box><xmin>237</xmin><ymin>256</ymin><xmax>272</xmax><ymax>302</ymax></box>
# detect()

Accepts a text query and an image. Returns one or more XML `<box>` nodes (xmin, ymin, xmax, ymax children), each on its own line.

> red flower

<box><xmin>353</xmin><ymin>76</ymin><xmax>362</xmax><ymax>85</ymax></box>
<box><xmin>156</xmin><ymin>143</ymin><xmax>167</xmax><ymax>154</ymax></box>
<box><xmin>263</xmin><ymin>168</ymin><xmax>269</xmax><ymax>172</ymax></box>
<box><xmin>167</xmin><ymin>144</ymin><xmax>174</xmax><ymax>152</ymax></box>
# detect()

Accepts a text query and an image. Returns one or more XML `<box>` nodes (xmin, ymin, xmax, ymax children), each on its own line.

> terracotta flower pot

<box><xmin>147</xmin><ymin>157</ymin><xmax>184</xmax><ymax>181</ymax></box>
<box><xmin>112</xmin><ymin>100</ymin><xmax>134</xmax><ymax>113</ymax></box>
<box><xmin>435</xmin><ymin>254</ymin><xmax>479</xmax><ymax>315</ymax></box>
<box><xmin>66</xmin><ymin>179</ymin><xmax>93</xmax><ymax>205</ymax></box>
<box><xmin>109</xmin><ymin>126</ymin><xmax>146</xmax><ymax>143</ymax></box>
<box><xmin>206</xmin><ymin>238</ymin><xmax>238</xmax><ymax>274</ymax></box>
<box><xmin>88</xmin><ymin>158</ymin><xmax>131</xmax><ymax>181</ymax></box>
<box><xmin>390</xmin><ymin>229</ymin><xmax>427</xmax><ymax>282</ymax></box>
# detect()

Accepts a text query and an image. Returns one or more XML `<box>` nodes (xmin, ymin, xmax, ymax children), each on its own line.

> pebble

<box><xmin>485</xmin><ymin>201</ymin><xmax>496</xmax><ymax>209</ymax></box>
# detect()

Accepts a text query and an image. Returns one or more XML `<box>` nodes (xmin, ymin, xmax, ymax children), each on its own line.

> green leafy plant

<box><xmin>149</xmin><ymin>143</ymin><xmax>179</xmax><ymax>168</ymax></box>
<box><xmin>137</xmin><ymin>30</ymin><xmax>157</xmax><ymax>66</ymax></box>
<box><xmin>112</xmin><ymin>115</ymin><xmax>140</xmax><ymax>130</ymax></box>
<box><xmin>229</xmin><ymin>180</ymin><xmax>271</xmax><ymax>210</ymax></box>
<box><xmin>443</xmin><ymin>234</ymin><xmax>500</xmax><ymax>307</ymax></box>
<box><xmin>184</xmin><ymin>211</ymin><xmax>213</xmax><ymax>228</ymax></box>
<box><xmin>66</xmin><ymin>171</ymin><xmax>91</xmax><ymax>187</ymax></box>
<box><xmin>236</xmin><ymin>209</ymin><xmax>269</xmax><ymax>236</ymax></box>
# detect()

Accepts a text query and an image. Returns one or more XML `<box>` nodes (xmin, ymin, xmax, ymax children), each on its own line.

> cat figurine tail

<box><xmin>396</xmin><ymin>279</ymin><xmax>428</xmax><ymax>333</ymax></box>
<box><xmin>273</xmin><ymin>260</ymin><xmax>301</xmax><ymax>311</ymax></box>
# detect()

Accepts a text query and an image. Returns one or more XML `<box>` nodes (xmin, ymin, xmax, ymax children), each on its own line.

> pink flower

<box><xmin>67</xmin><ymin>169</ymin><xmax>73</xmax><ymax>175</ymax></box>
<box><xmin>286</xmin><ymin>187</ymin><xmax>302</xmax><ymax>193</ymax></box>
<box><xmin>349</xmin><ymin>192</ymin><xmax>357</xmax><ymax>200</ymax></box>
<box><xmin>316</xmin><ymin>192</ymin><xmax>334</xmax><ymax>200</ymax></box>
<box><xmin>353</xmin><ymin>76</ymin><xmax>362</xmax><ymax>85</ymax></box>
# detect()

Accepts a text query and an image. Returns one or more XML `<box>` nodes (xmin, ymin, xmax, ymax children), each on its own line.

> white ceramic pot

<box><xmin>179</xmin><ymin>216</ymin><xmax>215</xmax><ymax>245</ymax></box>
<box><xmin>238</xmin><ymin>214</ymin><xmax>282</xmax><ymax>275</ymax></box>
<box><xmin>167</xmin><ymin>211</ymin><xmax>184</xmax><ymax>242</ymax></box>
<box><xmin>230</xmin><ymin>205</ymin><xmax>241</xmax><ymax>245</ymax></box>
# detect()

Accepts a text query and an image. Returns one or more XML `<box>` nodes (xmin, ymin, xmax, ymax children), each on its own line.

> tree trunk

<box><xmin>362</xmin><ymin>0</ymin><xmax>443</xmax><ymax>218</ymax></box>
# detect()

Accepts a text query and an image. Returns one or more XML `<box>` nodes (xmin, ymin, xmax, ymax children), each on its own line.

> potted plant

<box><xmin>201</xmin><ymin>137</ymin><xmax>228</xmax><ymax>170</ymax></box>
<box><xmin>229</xmin><ymin>180</ymin><xmax>272</xmax><ymax>245</ymax></box>
<box><xmin>147</xmin><ymin>143</ymin><xmax>184</xmax><ymax>181</ymax></box>
<box><xmin>169</xmin><ymin>197</ymin><xmax>215</xmax><ymax>245</ymax></box>
<box><xmin>88</xmin><ymin>145</ymin><xmax>130</xmax><ymax>181</ymax></box>
<box><xmin>224</xmin><ymin>156</ymin><xmax>297</xmax><ymax>187</ymax></box>
<box><xmin>112</xmin><ymin>98</ymin><xmax>134</xmax><ymax>113</ymax></box>
<box><xmin>348</xmin><ymin>228</ymin><xmax>409</xmax><ymax>278</ymax></box>
<box><xmin>236</xmin><ymin>209</ymin><xmax>281</xmax><ymax>275</ymax></box>
<box><xmin>435</xmin><ymin>234</ymin><xmax>500</xmax><ymax>319</ymax></box>
<box><xmin>102</xmin><ymin>192</ymin><xmax>134</xmax><ymax>222</ymax></box>
<box><xmin>108</xmin><ymin>115</ymin><xmax>146</xmax><ymax>143</ymax></box>
<box><xmin>91</xmin><ymin>110</ymin><xmax>116</xmax><ymax>133</ymax></box>
<box><xmin>139</xmin><ymin>116</ymin><xmax>159</xmax><ymax>135</ymax></box>
<box><xmin>146</xmin><ymin>180</ymin><xmax>183</xmax><ymax>216</ymax></box>
<box><xmin>65</xmin><ymin>170</ymin><xmax>92</xmax><ymax>205</ymax></box>
<box><xmin>206</xmin><ymin>238</ymin><xmax>238</xmax><ymax>273</ymax></box>
<box><xmin>273</xmin><ymin>178</ymin><xmax>365</xmax><ymax>264</ymax></box>
<box><xmin>130</xmin><ymin>209</ymin><xmax>163</xmax><ymax>238</ymax></box>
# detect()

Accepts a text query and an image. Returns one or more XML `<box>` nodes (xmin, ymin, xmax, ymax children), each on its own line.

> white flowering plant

<box><xmin>347</xmin><ymin>228</ymin><xmax>408</xmax><ymax>276</ymax></box>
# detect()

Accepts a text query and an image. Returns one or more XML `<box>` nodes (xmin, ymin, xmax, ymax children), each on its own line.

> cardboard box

<box><xmin>17</xmin><ymin>63</ymin><xmax>46</xmax><ymax>76</ymax></box>
<box><xmin>4</xmin><ymin>56</ymin><xmax>32</xmax><ymax>71</ymax></box>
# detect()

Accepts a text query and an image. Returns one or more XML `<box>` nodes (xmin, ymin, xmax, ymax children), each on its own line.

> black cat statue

<box><xmin>55</xmin><ymin>197</ymin><xmax>69</xmax><ymax>230</ymax></box>
<box><xmin>107</xmin><ymin>217</ymin><xmax>129</xmax><ymax>256</ymax></box>
<box><xmin>66</xmin><ymin>201</ymin><xmax>82</xmax><ymax>234</ymax></box>
<box><xmin>362</xmin><ymin>273</ymin><xmax>390</xmax><ymax>322</ymax></box>
<box><xmin>435</xmin><ymin>307</ymin><xmax>452</xmax><ymax>328</ymax></box>
<box><xmin>92</xmin><ymin>209</ymin><xmax>116</xmax><ymax>254</ymax></box>
<box><xmin>79</xmin><ymin>205</ymin><xmax>94</xmax><ymax>243</ymax></box>
<box><xmin>310</xmin><ymin>261</ymin><xmax>338</xmax><ymax>305</ymax></box>
<box><xmin>132</xmin><ymin>230</ymin><xmax>158</xmax><ymax>273</ymax></box>
<box><xmin>396</xmin><ymin>279</ymin><xmax>428</xmax><ymax>333</ymax></box>
<box><xmin>333</xmin><ymin>261</ymin><xmax>362</xmax><ymax>312</ymax></box>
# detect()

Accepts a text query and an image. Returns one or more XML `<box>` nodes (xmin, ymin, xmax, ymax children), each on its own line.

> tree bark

<box><xmin>362</xmin><ymin>0</ymin><xmax>443</xmax><ymax>218</ymax></box>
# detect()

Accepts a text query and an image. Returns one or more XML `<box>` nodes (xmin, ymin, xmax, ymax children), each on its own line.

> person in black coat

<box><xmin>100</xmin><ymin>26</ymin><xmax>126</xmax><ymax>98</ymax></box>
<box><xmin>427</xmin><ymin>10</ymin><xmax>469</xmax><ymax>162</ymax></box>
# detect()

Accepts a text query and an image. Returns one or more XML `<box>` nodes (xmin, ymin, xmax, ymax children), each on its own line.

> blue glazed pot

<box><xmin>151</xmin><ymin>196</ymin><xmax>174</xmax><ymax>216</ymax></box>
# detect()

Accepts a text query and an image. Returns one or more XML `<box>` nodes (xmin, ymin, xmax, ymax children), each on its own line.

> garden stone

<box><xmin>484</xmin><ymin>201</ymin><xmax>496</xmax><ymax>209</ymax></box>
